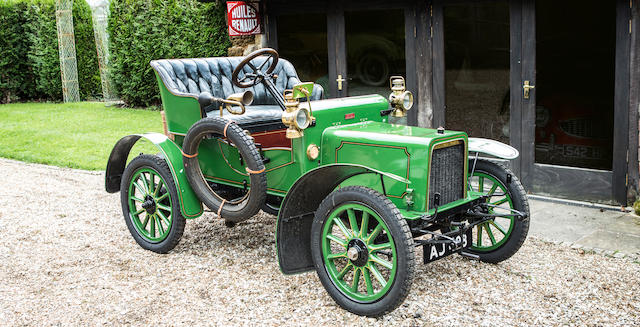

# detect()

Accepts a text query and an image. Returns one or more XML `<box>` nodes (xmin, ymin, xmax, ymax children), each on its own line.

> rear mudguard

<box><xmin>468</xmin><ymin>137</ymin><xmax>519</xmax><ymax>159</ymax></box>
<box><xmin>276</xmin><ymin>164</ymin><xmax>410</xmax><ymax>275</ymax></box>
<box><xmin>105</xmin><ymin>133</ymin><xmax>203</xmax><ymax>218</ymax></box>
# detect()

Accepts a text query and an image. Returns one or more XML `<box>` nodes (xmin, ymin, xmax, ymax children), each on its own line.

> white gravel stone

<box><xmin>1</xmin><ymin>158</ymin><xmax>639</xmax><ymax>326</ymax></box>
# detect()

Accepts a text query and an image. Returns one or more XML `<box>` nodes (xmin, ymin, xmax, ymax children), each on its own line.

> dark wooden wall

<box><xmin>628</xmin><ymin>0</ymin><xmax>640</xmax><ymax>202</ymax></box>
<box><xmin>430</xmin><ymin>1</ymin><xmax>445</xmax><ymax>128</ymax></box>
<box><xmin>509</xmin><ymin>0</ymin><xmax>523</xmax><ymax>177</ymax></box>
<box><xmin>415</xmin><ymin>1</ymin><xmax>433</xmax><ymax>128</ymax></box>
<box><xmin>520</xmin><ymin>0</ymin><xmax>536</xmax><ymax>187</ymax></box>
<box><xmin>404</xmin><ymin>3</ymin><xmax>419</xmax><ymax>126</ymax></box>
<box><xmin>263</xmin><ymin>0</ymin><xmax>638</xmax><ymax>204</ymax></box>
<box><xmin>326</xmin><ymin>1</ymin><xmax>346</xmax><ymax>98</ymax></box>
<box><xmin>264</xmin><ymin>0</ymin><xmax>426</xmax><ymax>125</ymax></box>
<box><xmin>613</xmin><ymin>0</ymin><xmax>632</xmax><ymax>204</ymax></box>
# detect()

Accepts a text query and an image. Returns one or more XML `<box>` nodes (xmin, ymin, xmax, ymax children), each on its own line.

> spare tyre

<box><xmin>182</xmin><ymin>117</ymin><xmax>267</xmax><ymax>222</ymax></box>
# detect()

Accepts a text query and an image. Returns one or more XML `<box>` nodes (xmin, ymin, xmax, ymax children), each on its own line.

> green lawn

<box><xmin>0</xmin><ymin>102</ymin><xmax>163</xmax><ymax>170</ymax></box>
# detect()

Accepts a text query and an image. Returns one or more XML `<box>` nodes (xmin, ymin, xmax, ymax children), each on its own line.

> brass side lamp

<box><xmin>281</xmin><ymin>83</ymin><xmax>315</xmax><ymax>139</ymax></box>
<box><xmin>388</xmin><ymin>76</ymin><xmax>413</xmax><ymax>118</ymax></box>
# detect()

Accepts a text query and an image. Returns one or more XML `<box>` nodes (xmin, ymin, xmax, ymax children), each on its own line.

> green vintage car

<box><xmin>105</xmin><ymin>48</ymin><xmax>529</xmax><ymax>317</ymax></box>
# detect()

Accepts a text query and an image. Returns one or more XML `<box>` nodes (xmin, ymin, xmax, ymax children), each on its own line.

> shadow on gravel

<box><xmin>171</xmin><ymin>212</ymin><xmax>278</xmax><ymax>255</ymax></box>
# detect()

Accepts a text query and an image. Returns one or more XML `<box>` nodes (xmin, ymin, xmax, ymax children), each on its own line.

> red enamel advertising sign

<box><xmin>227</xmin><ymin>1</ymin><xmax>261</xmax><ymax>36</ymax></box>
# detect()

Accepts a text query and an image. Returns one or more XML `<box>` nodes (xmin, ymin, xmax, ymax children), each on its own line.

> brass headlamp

<box><xmin>281</xmin><ymin>83</ymin><xmax>315</xmax><ymax>139</ymax></box>
<box><xmin>388</xmin><ymin>76</ymin><xmax>413</xmax><ymax>118</ymax></box>
<box><xmin>281</xmin><ymin>90</ymin><xmax>311</xmax><ymax>139</ymax></box>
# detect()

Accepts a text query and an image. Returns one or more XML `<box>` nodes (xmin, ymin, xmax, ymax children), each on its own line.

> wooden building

<box><xmin>235</xmin><ymin>0</ymin><xmax>639</xmax><ymax>205</ymax></box>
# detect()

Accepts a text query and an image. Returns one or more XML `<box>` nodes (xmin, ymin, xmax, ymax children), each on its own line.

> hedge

<box><xmin>0</xmin><ymin>1</ymin><xmax>35</xmax><ymax>102</ymax></box>
<box><xmin>108</xmin><ymin>0</ymin><xmax>230</xmax><ymax>107</ymax></box>
<box><xmin>0</xmin><ymin>0</ymin><xmax>101</xmax><ymax>103</ymax></box>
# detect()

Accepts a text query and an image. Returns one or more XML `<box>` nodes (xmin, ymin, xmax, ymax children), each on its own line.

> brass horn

<box><xmin>228</xmin><ymin>91</ymin><xmax>254</xmax><ymax>106</ymax></box>
<box><xmin>219</xmin><ymin>90</ymin><xmax>254</xmax><ymax>116</ymax></box>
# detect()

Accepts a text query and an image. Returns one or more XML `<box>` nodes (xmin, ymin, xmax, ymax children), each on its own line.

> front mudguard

<box><xmin>276</xmin><ymin>164</ymin><xmax>410</xmax><ymax>275</ymax></box>
<box><xmin>468</xmin><ymin>137</ymin><xmax>519</xmax><ymax>159</ymax></box>
<box><xmin>105</xmin><ymin>133</ymin><xmax>203</xmax><ymax>218</ymax></box>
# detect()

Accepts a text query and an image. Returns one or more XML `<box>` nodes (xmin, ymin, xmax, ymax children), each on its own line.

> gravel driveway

<box><xmin>1</xmin><ymin>158</ymin><xmax>638</xmax><ymax>326</ymax></box>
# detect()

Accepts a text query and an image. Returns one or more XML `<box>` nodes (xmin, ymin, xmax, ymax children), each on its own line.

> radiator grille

<box><xmin>428</xmin><ymin>142</ymin><xmax>465</xmax><ymax>210</ymax></box>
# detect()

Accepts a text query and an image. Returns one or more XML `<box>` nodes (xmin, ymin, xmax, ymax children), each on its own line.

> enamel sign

<box><xmin>227</xmin><ymin>1</ymin><xmax>261</xmax><ymax>36</ymax></box>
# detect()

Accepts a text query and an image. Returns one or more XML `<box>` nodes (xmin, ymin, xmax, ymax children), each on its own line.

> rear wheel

<box><xmin>466</xmin><ymin>159</ymin><xmax>529</xmax><ymax>263</ymax></box>
<box><xmin>311</xmin><ymin>186</ymin><xmax>414</xmax><ymax>317</ymax></box>
<box><xmin>120</xmin><ymin>155</ymin><xmax>185</xmax><ymax>253</ymax></box>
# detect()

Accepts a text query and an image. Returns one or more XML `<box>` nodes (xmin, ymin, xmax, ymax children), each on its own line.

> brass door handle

<box><xmin>336</xmin><ymin>74</ymin><xmax>345</xmax><ymax>91</ymax></box>
<box><xmin>523</xmin><ymin>80</ymin><xmax>535</xmax><ymax>99</ymax></box>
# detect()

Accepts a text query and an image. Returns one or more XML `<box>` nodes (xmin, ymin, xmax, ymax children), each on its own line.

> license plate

<box><xmin>423</xmin><ymin>228</ymin><xmax>472</xmax><ymax>263</ymax></box>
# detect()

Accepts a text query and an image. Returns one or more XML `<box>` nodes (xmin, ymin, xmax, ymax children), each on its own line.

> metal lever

<box><xmin>523</xmin><ymin>80</ymin><xmax>535</xmax><ymax>99</ymax></box>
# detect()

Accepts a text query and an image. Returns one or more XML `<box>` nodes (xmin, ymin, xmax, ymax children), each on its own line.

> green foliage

<box><xmin>0</xmin><ymin>0</ymin><xmax>36</xmax><ymax>102</ymax></box>
<box><xmin>0</xmin><ymin>0</ymin><xmax>101</xmax><ymax>103</ymax></box>
<box><xmin>73</xmin><ymin>0</ymin><xmax>102</xmax><ymax>99</ymax></box>
<box><xmin>108</xmin><ymin>0</ymin><xmax>231</xmax><ymax>107</ymax></box>
<box><xmin>26</xmin><ymin>1</ymin><xmax>61</xmax><ymax>100</ymax></box>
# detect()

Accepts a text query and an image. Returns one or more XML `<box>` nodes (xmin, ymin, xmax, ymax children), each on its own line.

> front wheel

<box><xmin>311</xmin><ymin>186</ymin><xmax>415</xmax><ymax>317</ymax></box>
<box><xmin>466</xmin><ymin>158</ymin><xmax>530</xmax><ymax>263</ymax></box>
<box><xmin>120</xmin><ymin>154</ymin><xmax>185</xmax><ymax>253</ymax></box>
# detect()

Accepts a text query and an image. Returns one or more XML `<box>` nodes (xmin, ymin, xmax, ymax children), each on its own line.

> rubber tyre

<box><xmin>182</xmin><ymin>117</ymin><xmax>267</xmax><ymax>222</ymax></box>
<box><xmin>466</xmin><ymin>159</ymin><xmax>530</xmax><ymax>263</ymax></box>
<box><xmin>120</xmin><ymin>154</ymin><xmax>185</xmax><ymax>253</ymax></box>
<box><xmin>311</xmin><ymin>186</ymin><xmax>415</xmax><ymax>317</ymax></box>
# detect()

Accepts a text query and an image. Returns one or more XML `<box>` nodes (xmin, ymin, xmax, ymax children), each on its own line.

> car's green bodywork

<box><xmin>104</xmin><ymin>52</ymin><xmax>529</xmax><ymax>315</ymax></box>
<box><xmin>322</xmin><ymin>121</ymin><xmax>471</xmax><ymax>217</ymax></box>
<box><xmin>150</xmin><ymin>69</ymin><xmax>482</xmax><ymax>221</ymax></box>
<box><xmin>102</xmin><ymin>65</ymin><xmax>522</xmax><ymax>278</ymax></box>
<box><xmin>155</xmin><ymin>75</ymin><xmax>201</xmax><ymax>135</ymax></box>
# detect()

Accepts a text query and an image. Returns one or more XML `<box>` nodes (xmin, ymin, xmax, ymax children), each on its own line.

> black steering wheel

<box><xmin>231</xmin><ymin>48</ymin><xmax>287</xmax><ymax>110</ymax></box>
<box><xmin>232</xmin><ymin>48</ymin><xmax>279</xmax><ymax>88</ymax></box>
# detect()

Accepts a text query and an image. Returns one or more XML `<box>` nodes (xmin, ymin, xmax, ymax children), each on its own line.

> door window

<box><xmin>534</xmin><ymin>0</ymin><xmax>615</xmax><ymax>170</ymax></box>
<box><xmin>443</xmin><ymin>1</ymin><xmax>510</xmax><ymax>143</ymax></box>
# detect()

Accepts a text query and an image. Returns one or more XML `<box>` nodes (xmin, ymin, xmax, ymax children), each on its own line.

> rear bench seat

<box><xmin>150</xmin><ymin>56</ymin><xmax>323</xmax><ymax>131</ymax></box>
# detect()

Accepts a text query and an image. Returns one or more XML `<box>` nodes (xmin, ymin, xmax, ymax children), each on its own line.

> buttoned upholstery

<box><xmin>150</xmin><ymin>56</ymin><xmax>324</xmax><ymax>127</ymax></box>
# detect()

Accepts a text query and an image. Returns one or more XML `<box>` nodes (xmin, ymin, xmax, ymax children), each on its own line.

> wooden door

<box><xmin>520</xmin><ymin>0</ymin><xmax>630</xmax><ymax>204</ymax></box>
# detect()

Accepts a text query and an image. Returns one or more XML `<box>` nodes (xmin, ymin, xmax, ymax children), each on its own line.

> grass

<box><xmin>0</xmin><ymin>102</ymin><xmax>163</xmax><ymax>170</ymax></box>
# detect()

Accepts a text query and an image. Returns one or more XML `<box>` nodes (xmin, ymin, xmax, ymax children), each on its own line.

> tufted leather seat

<box><xmin>150</xmin><ymin>56</ymin><xmax>324</xmax><ymax>128</ymax></box>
